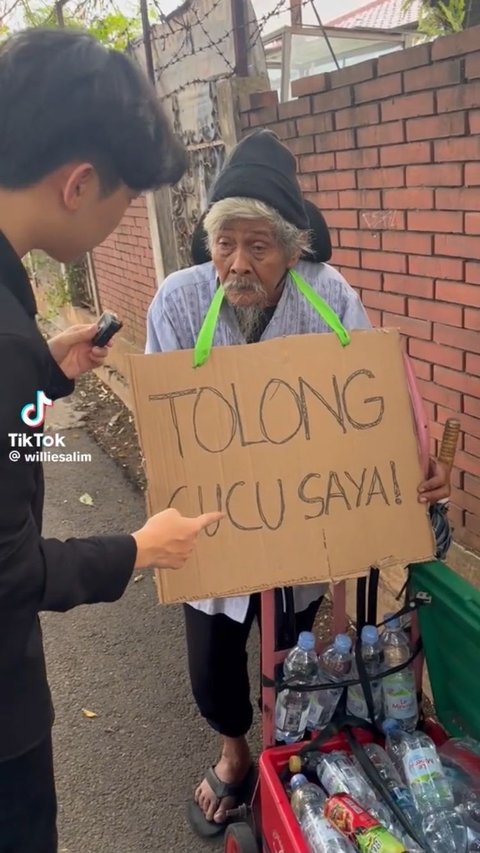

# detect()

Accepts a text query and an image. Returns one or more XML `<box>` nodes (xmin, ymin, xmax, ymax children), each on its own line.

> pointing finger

<box><xmin>195</xmin><ymin>512</ymin><xmax>225</xmax><ymax>531</ymax></box>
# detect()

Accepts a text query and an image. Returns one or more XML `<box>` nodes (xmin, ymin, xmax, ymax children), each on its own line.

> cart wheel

<box><xmin>224</xmin><ymin>822</ymin><xmax>259</xmax><ymax>853</ymax></box>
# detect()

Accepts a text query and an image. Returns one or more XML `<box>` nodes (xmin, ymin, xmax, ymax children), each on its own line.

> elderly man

<box><xmin>146</xmin><ymin>129</ymin><xmax>450</xmax><ymax>837</ymax></box>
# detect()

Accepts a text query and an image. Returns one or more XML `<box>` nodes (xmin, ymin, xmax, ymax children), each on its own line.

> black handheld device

<box><xmin>92</xmin><ymin>312</ymin><xmax>123</xmax><ymax>347</ymax></box>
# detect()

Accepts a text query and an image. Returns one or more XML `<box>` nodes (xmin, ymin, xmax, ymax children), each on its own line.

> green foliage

<box><xmin>402</xmin><ymin>0</ymin><xmax>465</xmax><ymax>36</ymax></box>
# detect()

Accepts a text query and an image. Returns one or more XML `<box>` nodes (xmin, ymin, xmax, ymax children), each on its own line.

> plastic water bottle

<box><xmin>381</xmin><ymin>614</ymin><xmax>418</xmax><ymax>731</ymax></box>
<box><xmin>275</xmin><ymin>632</ymin><xmax>319</xmax><ymax>743</ymax></box>
<box><xmin>383</xmin><ymin>719</ymin><xmax>468</xmax><ymax>852</ymax></box>
<box><xmin>290</xmin><ymin>774</ymin><xmax>356</xmax><ymax>852</ymax></box>
<box><xmin>361</xmin><ymin>743</ymin><xmax>422</xmax><ymax>834</ymax></box>
<box><xmin>307</xmin><ymin>634</ymin><xmax>352</xmax><ymax>731</ymax></box>
<box><xmin>347</xmin><ymin>625</ymin><xmax>382</xmax><ymax>722</ymax></box>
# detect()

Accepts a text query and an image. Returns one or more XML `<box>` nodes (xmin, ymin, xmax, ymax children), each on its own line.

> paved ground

<box><xmin>41</xmin><ymin>396</ymin><xmax>261</xmax><ymax>853</ymax></box>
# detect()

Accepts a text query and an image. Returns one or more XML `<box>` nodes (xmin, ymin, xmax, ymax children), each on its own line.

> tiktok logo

<box><xmin>21</xmin><ymin>390</ymin><xmax>53</xmax><ymax>428</ymax></box>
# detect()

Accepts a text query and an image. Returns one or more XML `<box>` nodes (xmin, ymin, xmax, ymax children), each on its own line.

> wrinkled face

<box><xmin>210</xmin><ymin>218</ymin><xmax>298</xmax><ymax>309</ymax></box>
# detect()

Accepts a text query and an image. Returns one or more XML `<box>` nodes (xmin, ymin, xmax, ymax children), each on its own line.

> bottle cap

<box><xmin>289</xmin><ymin>755</ymin><xmax>303</xmax><ymax>774</ymax></box>
<box><xmin>298</xmin><ymin>631</ymin><xmax>316</xmax><ymax>652</ymax></box>
<box><xmin>361</xmin><ymin>625</ymin><xmax>379</xmax><ymax>645</ymax></box>
<box><xmin>334</xmin><ymin>633</ymin><xmax>352</xmax><ymax>654</ymax></box>
<box><xmin>383</xmin><ymin>718</ymin><xmax>400</xmax><ymax>734</ymax></box>
<box><xmin>290</xmin><ymin>773</ymin><xmax>307</xmax><ymax>790</ymax></box>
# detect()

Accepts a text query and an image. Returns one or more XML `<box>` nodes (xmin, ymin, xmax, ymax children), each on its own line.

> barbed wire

<box><xmin>159</xmin><ymin>69</ymin><xmax>235</xmax><ymax>100</ymax></box>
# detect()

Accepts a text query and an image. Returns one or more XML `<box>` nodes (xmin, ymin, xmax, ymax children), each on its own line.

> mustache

<box><xmin>223</xmin><ymin>275</ymin><xmax>267</xmax><ymax>295</ymax></box>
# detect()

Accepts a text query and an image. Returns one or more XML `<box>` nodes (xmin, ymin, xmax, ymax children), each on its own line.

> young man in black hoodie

<box><xmin>0</xmin><ymin>28</ymin><xmax>221</xmax><ymax>853</ymax></box>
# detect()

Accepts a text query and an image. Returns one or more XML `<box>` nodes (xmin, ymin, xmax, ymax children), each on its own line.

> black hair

<box><xmin>0</xmin><ymin>28</ymin><xmax>187</xmax><ymax>192</ymax></box>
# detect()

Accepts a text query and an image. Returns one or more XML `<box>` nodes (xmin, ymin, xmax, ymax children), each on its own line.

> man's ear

<box><xmin>62</xmin><ymin>163</ymin><xmax>96</xmax><ymax>211</ymax></box>
<box><xmin>287</xmin><ymin>249</ymin><xmax>302</xmax><ymax>268</ymax></box>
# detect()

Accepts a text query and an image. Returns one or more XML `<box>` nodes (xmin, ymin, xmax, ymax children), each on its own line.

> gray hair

<box><xmin>203</xmin><ymin>197</ymin><xmax>311</xmax><ymax>258</ymax></box>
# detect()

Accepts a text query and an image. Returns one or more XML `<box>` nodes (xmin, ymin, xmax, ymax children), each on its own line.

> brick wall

<box><xmin>240</xmin><ymin>27</ymin><xmax>480</xmax><ymax>553</ymax></box>
<box><xmin>93</xmin><ymin>196</ymin><xmax>157</xmax><ymax>349</ymax></box>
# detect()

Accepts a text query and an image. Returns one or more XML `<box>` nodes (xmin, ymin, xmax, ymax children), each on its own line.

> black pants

<box><xmin>184</xmin><ymin>593</ymin><xmax>322</xmax><ymax>738</ymax></box>
<box><xmin>0</xmin><ymin>736</ymin><xmax>57</xmax><ymax>853</ymax></box>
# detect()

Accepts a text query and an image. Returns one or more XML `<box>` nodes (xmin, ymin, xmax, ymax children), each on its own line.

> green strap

<box><xmin>193</xmin><ymin>284</ymin><xmax>225</xmax><ymax>368</ymax></box>
<box><xmin>289</xmin><ymin>269</ymin><xmax>351</xmax><ymax>347</ymax></box>
<box><xmin>193</xmin><ymin>269</ymin><xmax>351</xmax><ymax>367</ymax></box>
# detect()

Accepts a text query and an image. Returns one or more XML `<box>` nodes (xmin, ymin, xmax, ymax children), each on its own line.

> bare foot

<box><xmin>195</xmin><ymin>737</ymin><xmax>251</xmax><ymax>824</ymax></box>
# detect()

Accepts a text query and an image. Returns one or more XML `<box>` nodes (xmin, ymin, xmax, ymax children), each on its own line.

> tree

<box><xmin>403</xmin><ymin>0</ymin><xmax>465</xmax><ymax>37</ymax></box>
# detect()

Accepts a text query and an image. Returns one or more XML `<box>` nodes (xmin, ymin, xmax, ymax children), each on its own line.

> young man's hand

<box><xmin>48</xmin><ymin>324</ymin><xmax>110</xmax><ymax>379</ymax></box>
<box><xmin>418</xmin><ymin>457</ymin><xmax>451</xmax><ymax>504</ymax></box>
<box><xmin>132</xmin><ymin>508</ymin><xmax>224</xmax><ymax>570</ymax></box>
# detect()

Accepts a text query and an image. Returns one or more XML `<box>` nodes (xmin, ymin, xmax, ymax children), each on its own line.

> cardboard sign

<box><xmin>129</xmin><ymin>330</ymin><xmax>435</xmax><ymax>604</ymax></box>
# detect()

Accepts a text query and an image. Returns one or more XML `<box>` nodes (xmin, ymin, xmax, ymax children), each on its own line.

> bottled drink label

<box><xmin>276</xmin><ymin>697</ymin><xmax>309</xmax><ymax>734</ymax></box>
<box><xmin>383</xmin><ymin>672</ymin><xmax>417</xmax><ymax>719</ymax></box>
<box><xmin>320</xmin><ymin>763</ymin><xmax>343</xmax><ymax>795</ymax></box>
<box><xmin>403</xmin><ymin>746</ymin><xmax>450</xmax><ymax>797</ymax></box>
<box><xmin>348</xmin><ymin>682</ymin><xmax>381</xmax><ymax>719</ymax></box>
<box><xmin>325</xmin><ymin>794</ymin><xmax>405</xmax><ymax>852</ymax></box>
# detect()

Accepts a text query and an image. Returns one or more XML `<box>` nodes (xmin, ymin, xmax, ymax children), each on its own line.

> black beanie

<box><xmin>191</xmin><ymin>200</ymin><xmax>332</xmax><ymax>265</ymax></box>
<box><xmin>207</xmin><ymin>129</ymin><xmax>309</xmax><ymax>230</ymax></box>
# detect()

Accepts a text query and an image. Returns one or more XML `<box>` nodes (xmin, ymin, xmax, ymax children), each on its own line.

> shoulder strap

<box><xmin>289</xmin><ymin>269</ymin><xmax>351</xmax><ymax>347</ymax></box>
<box><xmin>193</xmin><ymin>284</ymin><xmax>225</xmax><ymax>368</ymax></box>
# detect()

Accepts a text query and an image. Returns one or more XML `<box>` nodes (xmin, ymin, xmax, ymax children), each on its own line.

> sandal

<box><xmin>186</xmin><ymin>764</ymin><xmax>256</xmax><ymax>839</ymax></box>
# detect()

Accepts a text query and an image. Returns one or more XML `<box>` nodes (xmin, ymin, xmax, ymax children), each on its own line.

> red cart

<box><xmin>223</xmin><ymin>358</ymin><xmax>460</xmax><ymax>853</ymax></box>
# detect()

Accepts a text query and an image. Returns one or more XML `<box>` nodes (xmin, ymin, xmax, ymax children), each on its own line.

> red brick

<box><xmin>332</xmin><ymin>248</ymin><xmax>360</xmax><ymax>268</ymax></box>
<box><xmin>288</xmin><ymin>135</ymin><xmax>315</xmax><ymax>155</ymax></box>
<box><xmin>247</xmin><ymin>90</ymin><xmax>279</xmax><ymax>110</ymax></box>
<box><xmin>269</xmin><ymin>119</ymin><xmax>297</xmax><ymax>139</ymax></box>
<box><xmin>457</xmin><ymin>488</ymin><xmax>480</xmax><ymax>515</ymax></box>
<box><xmin>291</xmin><ymin>74</ymin><xmax>329</xmax><ymax>98</ymax></box>
<box><xmin>409</xmin><ymin>338</ymin><xmax>463</xmax><ymax>369</ymax></box>
<box><xmin>408</xmin><ymin>210</ymin><xmax>463</xmax><ymax>234</ymax></box>
<box><xmin>362</xmin><ymin>251</ymin><xmax>406</xmax><ymax>274</ymax></box>
<box><xmin>339</xmin><ymin>190</ymin><xmax>381</xmax><ymax>209</ymax></box>
<box><xmin>382</xmin><ymin>91</ymin><xmax>435</xmax><ymax>123</ymax></box>
<box><xmin>341</xmin><ymin>268</ymin><xmax>382</xmax><ymax>291</ymax></box>
<box><xmin>418</xmin><ymin>379</ymin><xmax>461</xmax><ymax>411</ymax></box>
<box><xmin>407</xmin><ymin>163</ymin><xmax>463</xmax><ymax>187</ymax></box>
<box><xmin>330</xmin><ymin>59</ymin><xmax>377</xmax><ymax>88</ymax></box>
<box><xmin>323</xmin><ymin>210</ymin><xmax>358</xmax><ymax>229</ymax></box>
<box><xmin>465</xmin><ymin>308</ymin><xmax>480</xmax><ymax>330</ymax></box>
<box><xmin>383</xmin><ymin>188</ymin><xmax>434</xmax><ymax>210</ymax></box>
<box><xmin>435</xmin><ymin>323</ymin><xmax>480</xmax><ymax>355</ymax></box>
<box><xmin>466</xmin><ymin>52</ymin><xmax>480</xmax><ymax>81</ymax></box>
<box><xmin>278</xmin><ymin>96</ymin><xmax>311</xmax><ymax>119</ymax></box>
<box><xmin>359</xmin><ymin>210</ymin><xmax>406</xmax><ymax>231</ymax></box>
<box><xmin>340</xmin><ymin>229</ymin><xmax>380</xmax><ymax>250</ymax></box>
<box><xmin>313</xmin><ymin>87</ymin><xmax>352</xmax><ymax>113</ymax></box>
<box><xmin>409</xmin><ymin>255</ymin><xmax>463</xmax><ymax>281</ymax></box>
<box><xmin>305</xmin><ymin>190</ymin><xmax>339</xmax><ymax>209</ymax></box>
<box><xmin>298</xmin><ymin>113</ymin><xmax>334</xmax><ymax>135</ymax></box>
<box><xmin>405</xmin><ymin>59</ymin><xmax>461</xmax><ymax>94</ymax></box>
<box><xmin>377</xmin><ymin>42</ymin><xmax>430</xmax><ymax>75</ymax></box>
<box><xmin>456</xmin><ymin>414</ymin><xmax>480</xmax><ymax>443</ymax></box>
<box><xmin>466</xmin><ymin>352</ymin><xmax>480</xmax><ymax>374</ymax></box>
<box><xmin>364</xmin><ymin>307</ymin><xmax>382</xmax><ymax>326</ymax></box>
<box><xmin>249</xmin><ymin>105</ymin><xmax>278</xmax><ymax>126</ymax></box>
<box><xmin>354</xmin><ymin>73</ymin><xmax>402</xmax><ymax>104</ymax></box>
<box><xmin>409</xmin><ymin>297</ymin><xmax>462</xmax><ymax>327</ymax></box>
<box><xmin>471</xmin><ymin>111</ymin><xmax>480</xmax><ymax>133</ymax></box>
<box><xmin>465</xmin><ymin>511</ymin><xmax>480</xmax><ymax>536</ymax></box>
<box><xmin>383</xmin><ymin>272</ymin><xmax>433</xmax><ymax>298</ymax></box>
<box><xmin>298</xmin><ymin>173</ymin><xmax>318</xmax><ymax>193</ymax></box>
<box><xmin>464</xmin><ymin>393</ymin><xmax>480</xmax><ymax>417</ymax></box>
<box><xmin>336</xmin><ymin>148</ymin><xmax>379</xmax><ymax>170</ymax></box>
<box><xmin>383</xmin><ymin>312</ymin><xmax>431</xmax><ymax>339</ymax></box>
<box><xmin>435</xmin><ymin>137</ymin><xmax>480</xmax><ymax>163</ymax></box>
<box><xmin>300</xmin><ymin>152</ymin><xmax>335</xmax><ymax>173</ymax></box>
<box><xmin>357</xmin><ymin>167</ymin><xmax>404</xmax><ymax>189</ymax></box>
<box><xmin>435</xmin><ymin>280</ymin><xmax>480</xmax><ymax>308</ymax></box>
<box><xmin>435</xmin><ymin>365</ymin><xmax>480</xmax><ymax>397</ymax></box>
<box><xmin>465</xmin><ymin>163</ymin><xmax>480</xmax><ymax>186</ymax></box>
<box><xmin>315</xmin><ymin>128</ymin><xmax>355</xmax><ymax>151</ymax></box>
<box><xmin>438</xmin><ymin>82</ymin><xmax>480</xmax><ymax>114</ymax></box>
<box><xmin>465</xmin><ymin>216</ymin><xmax>480</xmax><ymax>237</ymax></box>
<box><xmin>357</xmin><ymin>121</ymin><xmax>404</xmax><ymax>148</ymax></box>
<box><xmin>335</xmin><ymin>103</ymin><xmax>379</xmax><ymax>131</ymax></box>
<box><xmin>436</xmin><ymin>187</ymin><xmax>480</xmax><ymax>211</ymax></box>
<box><xmin>317</xmin><ymin>171</ymin><xmax>356</xmax><ymax>191</ymax></box>
<box><xmin>383</xmin><ymin>231</ymin><xmax>432</xmax><ymax>255</ymax></box>
<box><xmin>432</xmin><ymin>27</ymin><xmax>480</xmax><ymax>60</ymax></box>
<box><xmin>363</xmin><ymin>290</ymin><xmax>406</xmax><ymax>313</ymax></box>
<box><xmin>466</xmin><ymin>262</ymin><xmax>480</xmax><ymax>283</ymax></box>
<box><xmin>434</xmin><ymin>234</ymin><xmax>480</xmax><ymax>262</ymax></box>
<box><xmin>406</xmin><ymin>111</ymin><xmax>467</xmax><ymax>142</ymax></box>
<box><xmin>381</xmin><ymin>141</ymin><xmax>431</xmax><ymax>167</ymax></box>
<box><xmin>465</xmin><ymin>473</ymin><xmax>480</xmax><ymax>498</ymax></box>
